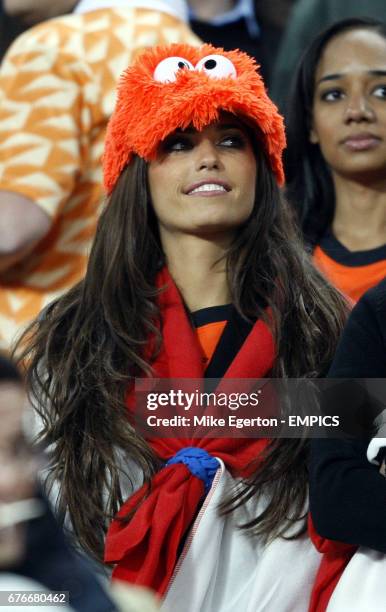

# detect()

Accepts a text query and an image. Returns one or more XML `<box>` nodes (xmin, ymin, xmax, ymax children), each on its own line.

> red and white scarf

<box><xmin>104</xmin><ymin>267</ymin><xmax>354</xmax><ymax>609</ymax></box>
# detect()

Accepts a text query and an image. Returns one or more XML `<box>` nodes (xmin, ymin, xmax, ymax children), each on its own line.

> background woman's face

<box><xmin>310</xmin><ymin>28</ymin><xmax>386</xmax><ymax>183</ymax></box>
<box><xmin>147</xmin><ymin>115</ymin><xmax>256</xmax><ymax>242</ymax></box>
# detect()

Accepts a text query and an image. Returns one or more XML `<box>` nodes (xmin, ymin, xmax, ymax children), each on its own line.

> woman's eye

<box><xmin>162</xmin><ymin>137</ymin><xmax>193</xmax><ymax>152</ymax></box>
<box><xmin>220</xmin><ymin>134</ymin><xmax>246</xmax><ymax>148</ymax></box>
<box><xmin>373</xmin><ymin>85</ymin><xmax>386</xmax><ymax>99</ymax></box>
<box><xmin>320</xmin><ymin>89</ymin><xmax>343</xmax><ymax>102</ymax></box>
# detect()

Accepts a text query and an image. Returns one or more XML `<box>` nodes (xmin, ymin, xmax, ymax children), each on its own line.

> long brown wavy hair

<box><xmin>17</xmin><ymin>148</ymin><xmax>348</xmax><ymax>561</ymax></box>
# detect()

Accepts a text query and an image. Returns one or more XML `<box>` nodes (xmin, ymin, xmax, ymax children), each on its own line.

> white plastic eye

<box><xmin>195</xmin><ymin>55</ymin><xmax>237</xmax><ymax>79</ymax></box>
<box><xmin>153</xmin><ymin>56</ymin><xmax>194</xmax><ymax>83</ymax></box>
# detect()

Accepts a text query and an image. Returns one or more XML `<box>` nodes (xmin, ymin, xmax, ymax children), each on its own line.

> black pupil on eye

<box><xmin>178</xmin><ymin>61</ymin><xmax>187</xmax><ymax>69</ymax></box>
<box><xmin>204</xmin><ymin>59</ymin><xmax>217</xmax><ymax>70</ymax></box>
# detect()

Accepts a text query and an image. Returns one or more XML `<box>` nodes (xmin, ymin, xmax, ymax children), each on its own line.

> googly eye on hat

<box><xmin>195</xmin><ymin>54</ymin><xmax>237</xmax><ymax>78</ymax></box>
<box><xmin>153</xmin><ymin>57</ymin><xmax>194</xmax><ymax>83</ymax></box>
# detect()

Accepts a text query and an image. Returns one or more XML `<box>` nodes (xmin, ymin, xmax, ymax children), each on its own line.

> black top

<box><xmin>328</xmin><ymin>276</ymin><xmax>386</xmax><ymax>378</ymax></box>
<box><xmin>190</xmin><ymin>304</ymin><xmax>255</xmax><ymax>384</ymax></box>
<box><xmin>190</xmin><ymin>304</ymin><xmax>232</xmax><ymax>328</ymax></box>
<box><xmin>310</xmin><ymin>278</ymin><xmax>386</xmax><ymax>552</ymax></box>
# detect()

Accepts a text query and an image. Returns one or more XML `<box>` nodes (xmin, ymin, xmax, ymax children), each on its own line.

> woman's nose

<box><xmin>344</xmin><ymin>94</ymin><xmax>375</xmax><ymax>124</ymax></box>
<box><xmin>195</xmin><ymin>140</ymin><xmax>222</xmax><ymax>171</ymax></box>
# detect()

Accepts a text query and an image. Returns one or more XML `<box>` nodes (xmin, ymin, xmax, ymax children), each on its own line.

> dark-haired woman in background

<box><xmin>286</xmin><ymin>17</ymin><xmax>386</xmax><ymax>302</ymax></box>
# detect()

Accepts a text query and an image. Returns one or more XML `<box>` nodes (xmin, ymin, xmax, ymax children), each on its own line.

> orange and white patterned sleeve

<box><xmin>0</xmin><ymin>23</ymin><xmax>95</xmax><ymax>220</ymax></box>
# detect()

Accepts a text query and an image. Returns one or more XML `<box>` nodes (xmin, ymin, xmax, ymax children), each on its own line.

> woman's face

<box><xmin>310</xmin><ymin>28</ymin><xmax>386</xmax><ymax>182</ymax></box>
<box><xmin>147</xmin><ymin>114</ymin><xmax>257</xmax><ymax>241</ymax></box>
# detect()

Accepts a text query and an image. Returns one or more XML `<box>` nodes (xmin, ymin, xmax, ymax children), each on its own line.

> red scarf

<box><xmin>104</xmin><ymin>267</ymin><xmax>274</xmax><ymax>593</ymax></box>
<box><xmin>104</xmin><ymin>267</ymin><xmax>353</xmax><ymax>608</ymax></box>
<box><xmin>308</xmin><ymin>516</ymin><xmax>356</xmax><ymax>612</ymax></box>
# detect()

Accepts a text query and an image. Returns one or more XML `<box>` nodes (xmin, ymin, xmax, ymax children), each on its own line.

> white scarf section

<box><xmin>163</xmin><ymin>459</ymin><xmax>321</xmax><ymax>612</ymax></box>
<box><xmin>327</xmin><ymin>548</ymin><xmax>386</xmax><ymax>612</ymax></box>
<box><xmin>74</xmin><ymin>0</ymin><xmax>188</xmax><ymax>22</ymax></box>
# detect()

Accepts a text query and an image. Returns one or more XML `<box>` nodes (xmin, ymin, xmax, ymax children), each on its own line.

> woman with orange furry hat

<box><xmin>18</xmin><ymin>44</ymin><xmax>347</xmax><ymax>611</ymax></box>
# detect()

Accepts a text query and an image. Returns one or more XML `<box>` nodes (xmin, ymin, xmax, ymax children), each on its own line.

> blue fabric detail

<box><xmin>166</xmin><ymin>447</ymin><xmax>220</xmax><ymax>494</ymax></box>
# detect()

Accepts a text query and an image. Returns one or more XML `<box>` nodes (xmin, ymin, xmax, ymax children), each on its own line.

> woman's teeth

<box><xmin>189</xmin><ymin>183</ymin><xmax>227</xmax><ymax>194</ymax></box>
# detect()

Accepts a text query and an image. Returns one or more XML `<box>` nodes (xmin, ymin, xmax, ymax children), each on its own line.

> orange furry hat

<box><xmin>104</xmin><ymin>43</ymin><xmax>286</xmax><ymax>193</ymax></box>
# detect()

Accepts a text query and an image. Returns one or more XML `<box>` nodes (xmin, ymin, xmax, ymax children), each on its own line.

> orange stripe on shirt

<box><xmin>313</xmin><ymin>245</ymin><xmax>386</xmax><ymax>302</ymax></box>
<box><xmin>196</xmin><ymin>320</ymin><xmax>227</xmax><ymax>365</ymax></box>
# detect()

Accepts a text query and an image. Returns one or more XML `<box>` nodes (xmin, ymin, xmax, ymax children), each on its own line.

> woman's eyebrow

<box><xmin>217</xmin><ymin>123</ymin><xmax>246</xmax><ymax>132</ymax></box>
<box><xmin>317</xmin><ymin>69</ymin><xmax>386</xmax><ymax>85</ymax></box>
<box><xmin>172</xmin><ymin>123</ymin><xmax>243</xmax><ymax>135</ymax></box>
<box><xmin>173</xmin><ymin>127</ymin><xmax>195</xmax><ymax>134</ymax></box>
<box><xmin>369</xmin><ymin>69</ymin><xmax>386</xmax><ymax>77</ymax></box>
<box><xmin>316</xmin><ymin>73</ymin><xmax>343</xmax><ymax>85</ymax></box>
<box><xmin>218</xmin><ymin>123</ymin><xmax>243</xmax><ymax>130</ymax></box>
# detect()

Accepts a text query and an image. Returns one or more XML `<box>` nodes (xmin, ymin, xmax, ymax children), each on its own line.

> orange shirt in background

<box><xmin>0</xmin><ymin>7</ymin><xmax>200</xmax><ymax>351</ymax></box>
<box><xmin>313</xmin><ymin>233</ymin><xmax>386</xmax><ymax>303</ymax></box>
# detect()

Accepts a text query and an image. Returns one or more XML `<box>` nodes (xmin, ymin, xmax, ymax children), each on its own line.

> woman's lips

<box><xmin>342</xmin><ymin>134</ymin><xmax>381</xmax><ymax>151</ymax></box>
